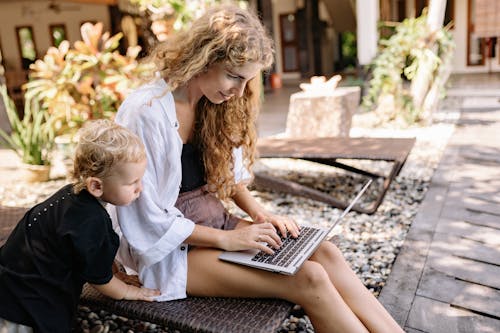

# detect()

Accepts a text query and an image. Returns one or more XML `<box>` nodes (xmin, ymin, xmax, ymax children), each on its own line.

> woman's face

<box><xmin>198</xmin><ymin>61</ymin><xmax>262</xmax><ymax>104</ymax></box>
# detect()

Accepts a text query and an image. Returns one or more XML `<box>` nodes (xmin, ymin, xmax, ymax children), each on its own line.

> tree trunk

<box><xmin>410</xmin><ymin>0</ymin><xmax>447</xmax><ymax>121</ymax></box>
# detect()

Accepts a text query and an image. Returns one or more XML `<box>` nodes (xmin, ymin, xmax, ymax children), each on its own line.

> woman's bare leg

<box><xmin>309</xmin><ymin>241</ymin><xmax>404</xmax><ymax>333</ymax></box>
<box><xmin>187</xmin><ymin>248</ymin><xmax>369</xmax><ymax>333</ymax></box>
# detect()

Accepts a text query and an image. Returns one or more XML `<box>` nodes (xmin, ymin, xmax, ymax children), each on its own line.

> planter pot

<box><xmin>270</xmin><ymin>73</ymin><xmax>282</xmax><ymax>89</ymax></box>
<box><xmin>21</xmin><ymin>163</ymin><xmax>51</xmax><ymax>183</ymax></box>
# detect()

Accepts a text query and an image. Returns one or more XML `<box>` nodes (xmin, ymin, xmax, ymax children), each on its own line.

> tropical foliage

<box><xmin>362</xmin><ymin>13</ymin><xmax>455</xmax><ymax>125</ymax></box>
<box><xmin>0</xmin><ymin>85</ymin><xmax>55</xmax><ymax>165</ymax></box>
<box><xmin>24</xmin><ymin>22</ymin><xmax>153</xmax><ymax>135</ymax></box>
<box><xmin>129</xmin><ymin>0</ymin><xmax>221</xmax><ymax>31</ymax></box>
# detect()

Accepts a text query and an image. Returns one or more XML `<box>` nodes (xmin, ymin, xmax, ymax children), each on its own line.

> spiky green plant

<box><xmin>0</xmin><ymin>85</ymin><xmax>55</xmax><ymax>165</ymax></box>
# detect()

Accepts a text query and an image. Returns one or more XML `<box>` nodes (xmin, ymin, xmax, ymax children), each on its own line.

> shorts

<box><xmin>175</xmin><ymin>185</ymin><xmax>240</xmax><ymax>231</ymax></box>
<box><xmin>0</xmin><ymin>319</ymin><xmax>32</xmax><ymax>333</ymax></box>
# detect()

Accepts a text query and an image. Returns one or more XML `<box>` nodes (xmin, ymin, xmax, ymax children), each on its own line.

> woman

<box><xmin>112</xmin><ymin>3</ymin><xmax>403</xmax><ymax>333</ymax></box>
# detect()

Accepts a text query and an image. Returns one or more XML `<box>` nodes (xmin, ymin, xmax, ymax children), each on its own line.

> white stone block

<box><xmin>285</xmin><ymin>86</ymin><xmax>360</xmax><ymax>138</ymax></box>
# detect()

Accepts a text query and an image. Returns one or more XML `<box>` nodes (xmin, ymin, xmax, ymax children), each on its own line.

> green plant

<box><xmin>24</xmin><ymin>22</ymin><xmax>153</xmax><ymax>136</ymax></box>
<box><xmin>362</xmin><ymin>12</ymin><xmax>455</xmax><ymax>125</ymax></box>
<box><xmin>0</xmin><ymin>85</ymin><xmax>54</xmax><ymax>165</ymax></box>
<box><xmin>129</xmin><ymin>0</ymin><xmax>221</xmax><ymax>31</ymax></box>
<box><xmin>339</xmin><ymin>31</ymin><xmax>357</xmax><ymax>70</ymax></box>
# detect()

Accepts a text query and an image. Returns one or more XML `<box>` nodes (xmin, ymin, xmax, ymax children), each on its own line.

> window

<box><xmin>338</xmin><ymin>31</ymin><xmax>357</xmax><ymax>70</ymax></box>
<box><xmin>415</xmin><ymin>0</ymin><xmax>427</xmax><ymax>16</ymax></box>
<box><xmin>444</xmin><ymin>0</ymin><xmax>455</xmax><ymax>27</ymax></box>
<box><xmin>380</xmin><ymin>0</ymin><xmax>455</xmax><ymax>39</ymax></box>
<box><xmin>415</xmin><ymin>0</ymin><xmax>454</xmax><ymax>26</ymax></box>
<box><xmin>15</xmin><ymin>26</ymin><xmax>37</xmax><ymax>70</ymax></box>
<box><xmin>49</xmin><ymin>24</ymin><xmax>67</xmax><ymax>47</ymax></box>
<box><xmin>468</xmin><ymin>0</ymin><xmax>486</xmax><ymax>66</ymax></box>
<box><xmin>280</xmin><ymin>13</ymin><xmax>299</xmax><ymax>72</ymax></box>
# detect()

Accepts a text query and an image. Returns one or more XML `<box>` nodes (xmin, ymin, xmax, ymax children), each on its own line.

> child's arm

<box><xmin>90</xmin><ymin>276</ymin><xmax>160</xmax><ymax>301</ymax></box>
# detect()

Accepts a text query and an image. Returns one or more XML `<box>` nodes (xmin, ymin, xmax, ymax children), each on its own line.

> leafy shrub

<box><xmin>24</xmin><ymin>22</ymin><xmax>153</xmax><ymax>135</ymax></box>
<box><xmin>362</xmin><ymin>13</ymin><xmax>454</xmax><ymax>125</ymax></box>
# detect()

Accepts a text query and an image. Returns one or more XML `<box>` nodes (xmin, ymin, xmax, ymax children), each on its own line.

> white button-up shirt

<box><xmin>109</xmin><ymin>79</ymin><xmax>250</xmax><ymax>301</ymax></box>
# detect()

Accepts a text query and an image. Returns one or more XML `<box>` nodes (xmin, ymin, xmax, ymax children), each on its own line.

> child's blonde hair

<box><xmin>71</xmin><ymin>119</ymin><xmax>146</xmax><ymax>193</ymax></box>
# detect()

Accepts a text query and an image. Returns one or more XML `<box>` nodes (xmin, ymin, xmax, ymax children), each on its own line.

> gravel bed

<box><xmin>0</xmin><ymin>107</ymin><xmax>459</xmax><ymax>333</ymax></box>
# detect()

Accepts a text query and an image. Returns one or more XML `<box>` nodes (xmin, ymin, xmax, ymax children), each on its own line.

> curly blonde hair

<box><xmin>71</xmin><ymin>119</ymin><xmax>146</xmax><ymax>194</ymax></box>
<box><xmin>147</xmin><ymin>3</ymin><xmax>274</xmax><ymax>200</ymax></box>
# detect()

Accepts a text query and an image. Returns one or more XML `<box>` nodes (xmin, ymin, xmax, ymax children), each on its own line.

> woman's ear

<box><xmin>86</xmin><ymin>177</ymin><xmax>104</xmax><ymax>198</ymax></box>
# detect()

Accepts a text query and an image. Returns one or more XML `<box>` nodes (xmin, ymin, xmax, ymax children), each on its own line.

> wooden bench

<box><xmin>0</xmin><ymin>205</ymin><xmax>293</xmax><ymax>333</ymax></box>
<box><xmin>255</xmin><ymin>136</ymin><xmax>416</xmax><ymax>214</ymax></box>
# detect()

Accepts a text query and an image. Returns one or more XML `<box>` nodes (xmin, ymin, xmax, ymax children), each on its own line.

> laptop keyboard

<box><xmin>251</xmin><ymin>226</ymin><xmax>321</xmax><ymax>267</ymax></box>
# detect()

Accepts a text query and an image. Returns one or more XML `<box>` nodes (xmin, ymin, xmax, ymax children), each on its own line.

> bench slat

<box><xmin>255</xmin><ymin>136</ymin><xmax>416</xmax><ymax>214</ymax></box>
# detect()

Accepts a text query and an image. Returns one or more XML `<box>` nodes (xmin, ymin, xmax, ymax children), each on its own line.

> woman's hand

<box><xmin>220</xmin><ymin>222</ymin><xmax>282</xmax><ymax>255</ymax></box>
<box><xmin>122</xmin><ymin>284</ymin><xmax>161</xmax><ymax>302</ymax></box>
<box><xmin>231</xmin><ymin>184</ymin><xmax>300</xmax><ymax>239</ymax></box>
<box><xmin>252</xmin><ymin>212</ymin><xmax>301</xmax><ymax>239</ymax></box>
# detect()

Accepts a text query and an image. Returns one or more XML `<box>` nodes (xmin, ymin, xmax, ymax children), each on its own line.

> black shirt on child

<box><xmin>0</xmin><ymin>184</ymin><xmax>119</xmax><ymax>333</ymax></box>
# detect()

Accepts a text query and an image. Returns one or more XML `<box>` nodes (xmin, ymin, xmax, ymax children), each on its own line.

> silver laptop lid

<box><xmin>325</xmin><ymin>178</ymin><xmax>372</xmax><ymax>234</ymax></box>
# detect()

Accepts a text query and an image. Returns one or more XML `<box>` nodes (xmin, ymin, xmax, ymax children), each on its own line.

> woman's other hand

<box><xmin>231</xmin><ymin>184</ymin><xmax>300</xmax><ymax>239</ymax></box>
<box><xmin>253</xmin><ymin>212</ymin><xmax>300</xmax><ymax>239</ymax></box>
<box><xmin>221</xmin><ymin>222</ymin><xmax>281</xmax><ymax>254</ymax></box>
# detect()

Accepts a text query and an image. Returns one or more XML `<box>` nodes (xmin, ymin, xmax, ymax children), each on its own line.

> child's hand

<box><xmin>91</xmin><ymin>275</ymin><xmax>160</xmax><ymax>301</ymax></box>
<box><xmin>122</xmin><ymin>284</ymin><xmax>161</xmax><ymax>302</ymax></box>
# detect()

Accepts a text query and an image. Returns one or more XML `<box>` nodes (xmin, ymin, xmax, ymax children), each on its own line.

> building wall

<box><xmin>0</xmin><ymin>0</ymin><xmax>110</xmax><ymax>71</ymax></box>
<box><xmin>451</xmin><ymin>0</ymin><xmax>500</xmax><ymax>73</ymax></box>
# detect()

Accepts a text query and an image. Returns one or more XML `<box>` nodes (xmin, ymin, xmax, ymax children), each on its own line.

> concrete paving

<box><xmin>378</xmin><ymin>74</ymin><xmax>500</xmax><ymax>333</ymax></box>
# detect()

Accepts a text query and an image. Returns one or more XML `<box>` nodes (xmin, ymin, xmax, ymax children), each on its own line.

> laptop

<box><xmin>219</xmin><ymin>179</ymin><xmax>372</xmax><ymax>275</ymax></box>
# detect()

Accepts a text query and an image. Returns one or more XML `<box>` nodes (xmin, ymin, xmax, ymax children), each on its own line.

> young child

<box><xmin>0</xmin><ymin>119</ymin><xmax>160</xmax><ymax>333</ymax></box>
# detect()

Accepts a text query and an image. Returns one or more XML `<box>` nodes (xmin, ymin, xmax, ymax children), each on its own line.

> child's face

<box><xmin>100</xmin><ymin>159</ymin><xmax>147</xmax><ymax>206</ymax></box>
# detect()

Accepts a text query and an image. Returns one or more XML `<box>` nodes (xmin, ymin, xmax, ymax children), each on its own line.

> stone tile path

<box><xmin>379</xmin><ymin>84</ymin><xmax>500</xmax><ymax>332</ymax></box>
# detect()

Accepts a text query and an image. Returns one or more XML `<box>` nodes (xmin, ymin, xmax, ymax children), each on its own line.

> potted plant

<box><xmin>0</xmin><ymin>85</ymin><xmax>55</xmax><ymax>182</ymax></box>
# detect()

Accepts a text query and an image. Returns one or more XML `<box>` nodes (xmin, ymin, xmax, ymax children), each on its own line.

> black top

<box><xmin>180</xmin><ymin>143</ymin><xmax>206</xmax><ymax>193</ymax></box>
<box><xmin>0</xmin><ymin>184</ymin><xmax>119</xmax><ymax>333</ymax></box>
